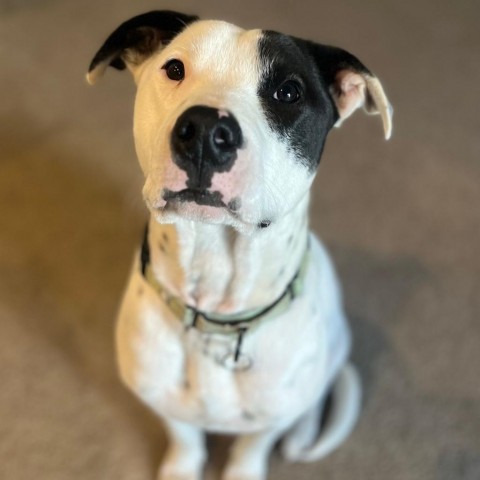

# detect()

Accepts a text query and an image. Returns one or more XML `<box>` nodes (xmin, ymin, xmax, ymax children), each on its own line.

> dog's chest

<box><xmin>117</xmin><ymin>276</ymin><xmax>332</xmax><ymax>433</ymax></box>
<box><xmin>116</xmin><ymin>236</ymin><xmax>349</xmax><ymax>433</ymax></box>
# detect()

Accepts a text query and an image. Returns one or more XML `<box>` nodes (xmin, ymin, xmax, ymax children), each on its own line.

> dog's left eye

<box><xmin>162</xmin><ymin>59</ymin><xmax>185</xmax><ymax>81</ymax></box>
<box><xmin>273</xmin><ymin>80</ymin><xmax>302</xmax><ymax>103</ymax></box>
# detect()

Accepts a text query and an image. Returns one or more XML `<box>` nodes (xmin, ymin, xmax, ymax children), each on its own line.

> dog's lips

<box><xmin>162</xmin><ymin>189</ymin><xmax>240</xmax><ymax>213</ymax></box>
<box><xmin>146</xmin><ymin>188</ymin><xmax>253</xmax><ymax>231</ymax></box>
<box><xmin>164</xmin><ymin>188</ymin><xmax>224</xmax><ymax>207</ymax></box>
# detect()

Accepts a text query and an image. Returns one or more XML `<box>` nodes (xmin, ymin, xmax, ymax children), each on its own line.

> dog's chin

<box><xmin>149</xmin><ymin>194</ymin><xmax>256</xmax><ymax>234</ymax></box>
<box><xmin>163</xmin><ymin>200</ymin><xmax>231</xmax><ymax>224</ymax></box>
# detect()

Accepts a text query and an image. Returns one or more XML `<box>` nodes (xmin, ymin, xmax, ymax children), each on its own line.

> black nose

<box><xmin>171</xmin><ymin>106</ymin><xmax>243</xmax><ymax>189</ymax></box>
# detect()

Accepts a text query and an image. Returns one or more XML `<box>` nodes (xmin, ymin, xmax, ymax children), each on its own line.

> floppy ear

<box><xmin>86</xmin><ymin>10</ymin><xmax>198</xmax><ymax>85</ymax></box>
<box><xmin>304</xmin><ymin>42</ymin><xmax>393</xmax><ymax>139</ymax></box>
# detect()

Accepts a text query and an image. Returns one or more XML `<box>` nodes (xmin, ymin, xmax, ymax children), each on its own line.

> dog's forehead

<box><xmin>166</xmin><ymin>20</ymin><xmax>263</xmax><ymax>81</ymax></box>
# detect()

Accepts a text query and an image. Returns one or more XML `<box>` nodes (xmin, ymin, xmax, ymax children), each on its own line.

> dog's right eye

<box><xmin>273</xmin><ymin>80</ymin><xmax>302</xmax><ymax>103</ymax></box>
<box><xmin>162</xmin><ymin>59</ymin><xmax>185</xmax><ymax>81</ymax></box>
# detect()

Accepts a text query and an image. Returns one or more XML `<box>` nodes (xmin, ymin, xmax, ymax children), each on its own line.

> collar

<box><xmin>140</xmin><ymin>225</ymin><xmax>310</xmax><ymax>338</ymax></box>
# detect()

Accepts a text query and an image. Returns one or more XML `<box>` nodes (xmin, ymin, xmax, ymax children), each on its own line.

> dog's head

<box><xmin>88</xmin><ymin>11</ymin><xmax>392</xmax><ymax>234</ymax></box>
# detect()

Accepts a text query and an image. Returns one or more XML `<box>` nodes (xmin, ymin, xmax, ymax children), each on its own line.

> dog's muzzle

<box><xmin>171</xmin><ymin>106</ymin><xmax>243</xmax><ymax>190</ymax></box>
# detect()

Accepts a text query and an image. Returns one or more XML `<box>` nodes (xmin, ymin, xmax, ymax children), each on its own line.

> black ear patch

<box><xmin>297</xmin><ymin>41</ymin><xmax>372</xmax><ymax>86</ymax></box>
<box><xmin>87</xmin><ymin>10</ymin><xmax>198</xmax><ymax>83</ymax></box>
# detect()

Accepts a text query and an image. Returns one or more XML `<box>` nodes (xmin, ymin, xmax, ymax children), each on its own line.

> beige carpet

<box><xmin>1</xmin><ymin>0</ymin><xmax>479</xmax><ymax>479</ymax></box>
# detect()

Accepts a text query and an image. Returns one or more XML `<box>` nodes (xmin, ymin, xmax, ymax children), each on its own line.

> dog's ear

<box><xmin>86</xmin><ymin>10</ymin><xmax>198</xmax><ymax>85</ymax></box>
<box><xmin>303</xmin><ymin>42</ymin><xmax>393</xmax><ymax>139</ymax></box>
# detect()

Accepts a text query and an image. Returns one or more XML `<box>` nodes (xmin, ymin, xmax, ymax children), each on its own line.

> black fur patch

<box><xmin>227</xmin><ymin>197</ymin><xmax>241</xmax><ymax>212</ymax></box>
<box><xmin>258</xmin><ymin>220</ymin><xmax>271</xmax><ymax>229</ymax></box>
<box><xmin>88</xmin><ymin>10</ymin><xmax>198</xmax><ymax>74</ymax></box>
<box><xmin>140</xmin><ymin>223</ymin><xmax>150</xmax><ymax>276</ymax></box>
<box><xmin>257</xmin><ymin>31</ymin><xmax>371</xmax><ymax>171</ymax></box>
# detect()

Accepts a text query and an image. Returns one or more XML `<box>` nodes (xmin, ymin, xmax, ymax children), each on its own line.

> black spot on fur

<box><xmin>140</xmin><ymin>223</ymin><xmax>150</xmax><ymax>276</ymax></box>
<box><xmin>227</xmin><ymin>197</ymin><xmax>241</xmax><ymax>212</ymax></box>
<box><xmin>258</xmin><ymin>220</ymin><xmax>271</xmax><ymax>229</ymax></box>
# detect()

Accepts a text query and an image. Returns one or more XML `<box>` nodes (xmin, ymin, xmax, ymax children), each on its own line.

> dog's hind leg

<box><xmin>281</xmin><ymin>362</ymin><xmax>361</xmax><ymax>462</ymax></box>
<box><xmin>158</xmin><ymin>418</ymin><xmax>206</xmax><ymax>480</ymax></box>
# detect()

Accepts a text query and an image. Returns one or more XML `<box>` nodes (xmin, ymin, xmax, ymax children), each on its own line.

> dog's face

<box><xmin>131</xmin><ymin>22</ymin><xmax>338</xmax><ymax>232</ymax></box>
<box><xmin>88</xmin><ymin>11</ymin><xmax>392</xmax><ymax>234</ymax></box>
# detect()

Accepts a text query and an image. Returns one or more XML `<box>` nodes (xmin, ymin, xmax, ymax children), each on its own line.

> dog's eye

<box><xmin>273</xmin><ymin>80</ymin><xmax>302</xmax><ymax>103</ymax></box>
<box><xmin>163</xmin><ymin>59</ymin><xmax>185</xmax><ymax>81</ymax></box>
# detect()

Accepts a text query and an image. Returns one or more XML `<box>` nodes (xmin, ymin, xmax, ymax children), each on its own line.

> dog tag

<box><xmin>217</xmin><ymin>351</ymin><xmax>252</xmax><ymax>371</ymax></box>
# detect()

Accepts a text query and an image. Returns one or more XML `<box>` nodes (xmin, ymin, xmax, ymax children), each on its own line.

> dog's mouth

<box><xmin>162</xmin><ymin>188</ymin><xmax>241</xmax><ymax>212</ymax></box>
<box><xmin>149</xmin><ymin>187</ymin><xmax>254</xmax><ymax>233</ymax></box>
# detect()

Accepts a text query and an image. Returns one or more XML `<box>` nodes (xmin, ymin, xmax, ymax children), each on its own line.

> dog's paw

<box><xmin>158</xmin><ymin>466</ymin><xmax>202</xmax><ymax>480</ymax></box>
<box><xmin>158</xmin><ymin>475</ymin><xmax>200</xmax><ymax>480</ymax></box>
<box><xmin>222</xmin><ymin>474</ymin><xmax>262</xmax><ymax>480</ymax></box>
<box><xmin>157</xmin><ymin>449</ymin><xmax>204</xmax><ymax>480</ymax></box>
<box><xmin>222</xmin><ymin>473</ymin><xmax>264</xmax><ymax>480</ymax></box>
<box><xmin>221</xmin><ymin>465</ymin><xmax>266</xmax><ymax>480</ymax></box>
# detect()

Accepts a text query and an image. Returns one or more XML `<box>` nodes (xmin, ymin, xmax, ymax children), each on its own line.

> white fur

<box><xmin>101</xmin><ymin>20</ymin><xmax>372</xmax><ymax>480</ymax></box>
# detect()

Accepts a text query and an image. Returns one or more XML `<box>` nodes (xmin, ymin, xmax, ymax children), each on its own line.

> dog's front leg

<box><xmin>222</xmin><ymin>426</ymin><xmax>289</xmax><ymax>480</ymax></box>
<box><xmin>158</xmin><ymin>418</ymin><xmax>206</xmax><ymax>480</ymax></box>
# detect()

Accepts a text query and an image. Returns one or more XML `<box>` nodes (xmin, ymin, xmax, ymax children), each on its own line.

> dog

<box><xmin>87</xmin><ymin>10</ymin><xmax>392</xmax><ymax>480</ymax></box>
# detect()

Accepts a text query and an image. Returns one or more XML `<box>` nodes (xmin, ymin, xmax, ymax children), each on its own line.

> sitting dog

<box><xmin>87</xmin><ymin>10</ymin><xmax>392</xmax><ymax>480</ymax></box>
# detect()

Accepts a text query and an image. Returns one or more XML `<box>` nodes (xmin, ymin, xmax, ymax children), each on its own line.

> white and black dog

<box><xmin>87</xmin><ymin>10</ymin><xmax>392</xmax><ymax>480</ymax></box>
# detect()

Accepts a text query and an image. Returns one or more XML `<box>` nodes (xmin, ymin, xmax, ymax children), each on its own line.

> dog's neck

<box><xmin>147</xmin><ymin>194</ymin><xmax>310</xmax><ymax>314</ymax></box>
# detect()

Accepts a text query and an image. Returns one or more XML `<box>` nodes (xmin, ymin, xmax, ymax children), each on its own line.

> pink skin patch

<box><xmin>156</xmin><ymin>148</ymin><xmax>249</xmax><ymax>212</ymax></box>
<box><xmin>210</xmin><ymin>150</ymin><xmax>249</xmax><ymax>207</ymax></box>
<box><xmin>162</xmin><ymin>163</ymin><xmax>189</xmax><ymax>194</ymax></box>
<box><xmin>218</xmin><ymin>109</ymin><xmax>230</xmax><ymax>119</ymax></box>
<box><xmin>145</xmin><ymin>161</ymin><xmax>189</xmax><ymax>210</ymax></box>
